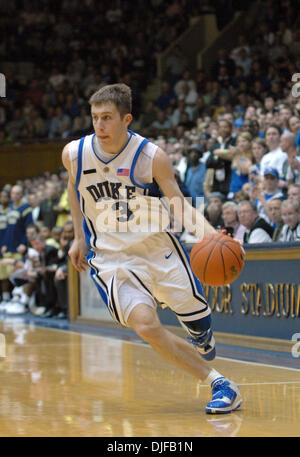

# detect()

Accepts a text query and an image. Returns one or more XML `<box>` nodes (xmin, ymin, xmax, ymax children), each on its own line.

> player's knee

<box><xmin>134</xmin><ymin>322</ymin><xmax>160</xmax><ymax>342</ymax></box>
<box><xmin>128</xmin><ymin>306</ymin><xmax>161</xmax><ymax>342</ymax></box>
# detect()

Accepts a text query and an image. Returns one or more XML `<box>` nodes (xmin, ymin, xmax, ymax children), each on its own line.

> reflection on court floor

<box><xmin>0</xmin><ymin>317</ymin><xmax>299</xmax><ymax>437</ymax></box>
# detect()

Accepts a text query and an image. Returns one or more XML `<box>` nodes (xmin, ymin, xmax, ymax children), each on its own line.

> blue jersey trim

<box><xmin>86</xmin><ymin>251</ymin><xmax>109</xmax><ymax>306</ymax></box>
<box><xmin>91</xmin><ymin>131</ymin><xmax>133</xmax><ymax>164</ymax></box>
<box><xmin>75</xmin><ymin>136</ymin><xmax>85</xmax><ymax>190</ymax></box>
<box><xmin>130</xmin><ymin>138</ymin><xmax>152</xmax><ymax>189</ymax></box>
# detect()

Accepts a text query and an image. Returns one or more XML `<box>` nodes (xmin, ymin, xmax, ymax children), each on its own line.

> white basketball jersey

<box><xmin>69</xmin><ymin>131</ymin><xmax>171</xmax><ymax>251</ymax></box>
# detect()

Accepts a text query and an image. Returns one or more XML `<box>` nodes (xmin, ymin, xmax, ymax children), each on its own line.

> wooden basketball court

<box><xmin>0</xmin><ymin>316</ymin><xmax>299</xmax><ymax>437</ymax></box>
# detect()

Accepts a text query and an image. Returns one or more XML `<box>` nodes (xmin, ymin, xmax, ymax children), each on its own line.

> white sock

<box><xmin>205</xmin><ymin>369</ymin><xmax>224</xmax><ymax>386</ymax></box>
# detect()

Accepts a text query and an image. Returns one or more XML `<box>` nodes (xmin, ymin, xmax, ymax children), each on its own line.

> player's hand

<box><xmin>68</xmin><ymin>238</ymin><xmax>89</xmax><ymax>272</ymax></box>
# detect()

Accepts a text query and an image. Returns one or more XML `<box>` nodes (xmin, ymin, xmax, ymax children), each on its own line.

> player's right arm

<box><xmin>62</xmin><ymin>144</ymin><xmax>88</xmax><ymax>272</ymax></box>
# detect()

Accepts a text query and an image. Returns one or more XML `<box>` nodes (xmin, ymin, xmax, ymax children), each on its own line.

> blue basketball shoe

<box><xmin>187</xmin><ymin>329</ymin><xmax>216</xmax><ymax>361</ymax></box>
<box><xmin>206</xmin><ymin>377</ymin><xmax>242</xmax><ymax>414</ymax></box>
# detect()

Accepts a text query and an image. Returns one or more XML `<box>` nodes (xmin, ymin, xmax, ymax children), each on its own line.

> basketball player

<box><xmin>62</xmin><ymin>84</ymin><xmax>242</xmax><ymax>414</ymax></box>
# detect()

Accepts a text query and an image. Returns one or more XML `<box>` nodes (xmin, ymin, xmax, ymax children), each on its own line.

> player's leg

<box><xmin>127</xmin><ymin>303</ymin><xmax>242</xmax><ymax>414</ymax></box>
<box><xmin>127</xmin><ymin>302</ymin><xmax>212</xmax><ymax>380</ymax></box>
<box><xmin>151</xmin><ymin>232</ymin><xmax>216</xmax><ymax>360</ymax></box>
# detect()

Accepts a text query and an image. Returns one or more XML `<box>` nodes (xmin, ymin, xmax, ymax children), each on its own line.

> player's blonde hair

<box><xmin>89</xmin><ymin>83</ymin><xmax>132</xmax><ymax>118</ymax></box>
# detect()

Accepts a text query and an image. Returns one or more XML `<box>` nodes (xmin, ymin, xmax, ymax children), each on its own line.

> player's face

<box><xmin>91</xmin><ymin>103</ymin><xmax>132</xmax><ymax>152</ymax></box>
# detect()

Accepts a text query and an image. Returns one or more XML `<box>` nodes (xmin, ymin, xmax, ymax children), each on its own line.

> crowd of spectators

<box><xmin>0</xmin><ymin>0</ymin><xmax>300</xmax><ymax>317</ymax></box>
<box><xmin>0</xmin><ymin>171</ymin><xmax>72</xmax><ymax>317</ymax></box>
<box><xmin>0</xmin><ymin>0</ymin><xmax>231</xmax><ymax>144</ymax></box>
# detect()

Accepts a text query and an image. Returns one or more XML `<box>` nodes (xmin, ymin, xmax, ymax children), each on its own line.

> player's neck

<box><xmin>96</xmin><ymin>131</ymin><xmax>129</xmax><ymax>155</ymax></box>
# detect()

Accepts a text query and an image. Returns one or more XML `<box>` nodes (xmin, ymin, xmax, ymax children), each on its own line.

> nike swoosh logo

<box><xmin>165</xmin><ymin>251</ymin><xmax>173</xmax><ymax>259</ymax></box>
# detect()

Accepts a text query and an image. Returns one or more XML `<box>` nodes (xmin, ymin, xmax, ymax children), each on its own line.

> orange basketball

<box><xmin>190</xmin><ymin>233</ymin><xmax>245</xmax><ymax>286</ymax></box>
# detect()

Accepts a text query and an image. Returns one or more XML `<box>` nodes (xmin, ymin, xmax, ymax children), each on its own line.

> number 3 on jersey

<box><xmin>112</xmin><ymin>201</ymin><xmax>134</xmax><ymax>222</ymax></box>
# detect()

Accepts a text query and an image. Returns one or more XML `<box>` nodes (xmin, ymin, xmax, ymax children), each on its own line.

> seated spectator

<box><xmin>230</xmin><ymin>34</ymin><xmax>251</xmax><ymax>62</ymax></box>
<box><xmin>260</xmin><ymin>125</ymin><xmax>287</xmax><ymax>180</ymax></box>
<box><xmin>233</xmin><ymin>48</ymin><xmax>252</xmax><ymax>77</ymax></box>
<box><xmin>227</xmin><ymin>132</ymin><xmax>253</xmax><ymax>198</ymax></box>
<box><xmin>279</xmin><ymin>200</ymin><xmax>300</xmax><ymax>242</ymax></box>
<box><xmin>288</xmin><ymin>115</ymin><xmax>300</xmax><ymax>148</ymax></box>
<box><xmin>174</xmin><ymin>70</ymin><xmax>197</xmax><ymax>97</ymax></box>
<box><xmin>53</xmin><ymin>230</ymin><xmax>71</xmax><ymax>319</ymax></box>
<box><xmin>237</xmin><ymin>200</ymin><xmax>274</xmax><ymax>243</ymax></box>
<box><xmin>53</xmin><ymin>170</ymin><xmax>70</xmax><ymax>227</ymax></box>
<box><xmin>281</xmin><ymin>132</ymin><xmax>300</xmax><ymax>185</ymax></box>
<box><xmin>175</xmin><ymin>145</ymin><xmax>189</xmax><ymax>183</ymax></box>
<box><xmin>151</xmin><ymin>110</ymin><xmax>172</xmax><ymax>134</ymax></box>
<box><xmin>0</xmin><ymin>185</ymin><xmax>33</xmax><ymax>307</ymax></box>
<box><xmin>204</xmin><ymin>192</ymin><xmax>225</xmax><ymax>229</ymax></box>
<box><xmin>177</xmin><ymin>81</ymin><xmax>198</xmax><ymax>106</ymax></box>
<box><xmin>279</xmin><ymin>104</ymin><xmax>293</xmax><ymax>134</ymax></box>
<box><xmin>184</xmin><ymin>145</ymin><xmax>206</xmax><ymax>207</ymax></box>
<box><xmin>165</xmin><ymin>45</ymin><xmax>188</xmax><ymax>86</ymax></box>
<box><xmin>287</xmin><ymin>183</ymin><xmax>300</xmax><ymax>205</ymax></box>
<box><xmin>27</xmin><ymin>192</ymin><xmax>41</xmax><ymax>223</ymax></box>
<box><xmin>251</xmin><ymin>168</ymin><xmax>284</xmax><ymax>222</ymax></box>
<box><xmin>139</xmin><ymin>101</ymin><xmax>158</xmax><ymax>132</ymax></box>
<box><xmin>3</xmin><ymin>244</ymin><xmax>40</xmax><ymax>315</ymax></box>
<box><xmin>221</xmin><ymin>201</ymin><xmax>246</xmax><ymax>242</ymax></box>
<box><xmin>170</xmin><ymin>100</ymin><xmax>189</xmax><ymax>127</ymax></box>
<box><xmin>177</xmin><ymin>112</ymin><xmax>196</xmax><ymax>130</ymax></box>
<box><xmin>40</xmin><ymin>225</ymin><xmax>60</xmax><ymax>249</ymax></box>
<box><xmin>48</xmin><ymin>106</ymin><xmax>71</xmax><ymax>139</ymax></box>
<box><xmin>267</xmin><ymin>198</ymin><xmax>284</xmax><ymax>241</ymax></box>
<box><xmin>61</xmin><ymin>221</ymin><xmax>74</xmax><ymax>244</ymax></box>
<box><xmin>251</xmin><ymin>137</ymin><xmax>268</xmax><ymax>174</ymax></box>
<box><xmin>38</xmin><ymin>181</ymin><xmax>60</xmax><ymax>230</ymax></box>
<box><xmin>71</xmin><ymin>105</ymin><xmax>92</xmax><ymax>136</ymax></box>
<box><xmin>156</xmin><ymin>81</ymin><xmax>177</xmax><ymax>111</ymax></box>
<box><xmin>205</xmin><ymin>119</ymin><xmax>237</xmax><ymax>199</ymax></box>
<box><xmin>28</xmin><ymin>234</ymin><xmax>59</xmax><ymax>318</ymax></box>
<box><xmin>212</xmin><ymin>48</ymin><xmax>236</xmax><ymax>78</ymax></box>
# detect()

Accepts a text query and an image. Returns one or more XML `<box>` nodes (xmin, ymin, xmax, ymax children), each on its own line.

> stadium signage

<box><xmin>203</xmin><ymin>283</ymin><xmax>300</xmax><ymax>318</ymax></box>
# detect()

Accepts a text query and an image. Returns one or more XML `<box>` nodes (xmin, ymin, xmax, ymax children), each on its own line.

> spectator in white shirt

<box><xmin>237</xmin><ymin>200</ymin><xmax>274</xmax><ymax>244</ymax></box>
<box><xmin>221</xmin><ymin>201</ymin><xmax>246</xmax><ymax>243</ymax></box>
<box><xmin>279</xmin><ymin>200</ymin><xmax>300</xmax><ymax>242</ymax></box>
<box><xmin>252</xmin><ymin>167</ymin><xmax>284</xmax><ymax>222</ymax></box>
<box><xmin>281</xmin><ymin>132</ymin><xmax>300</xmax><ymax>185</ymax></box>
<box><xmin>260</xmin><ymin>125</ymin><xmax>287</xmax><ymax>181</ymax></box>
<box><xmin>174</xmin><ymin>70</ymin><xmax>197</xmax><ymax>98</ymax></box>
<box><xmin>287</xmin><ymin>184</ymin><xmax>300</xmax><ymax>205</ymax></box>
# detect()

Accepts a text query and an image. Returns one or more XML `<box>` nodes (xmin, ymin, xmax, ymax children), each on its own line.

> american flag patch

<box><xmin>117</xmin><ymin>168</ymin><xmax>130</xmax><ymax>176</ymax></box>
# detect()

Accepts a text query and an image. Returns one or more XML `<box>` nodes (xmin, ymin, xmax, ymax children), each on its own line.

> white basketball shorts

<box><xmin>86</xmin><ymin>231</ymin><xmax>210</xmax><ymax>327</ymax></box>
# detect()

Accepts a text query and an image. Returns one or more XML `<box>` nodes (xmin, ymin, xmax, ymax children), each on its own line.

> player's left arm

<box><xmin>152</xmin><ymin>147</ymin><xmax>216</xmax><ymax>239</ymax></box>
